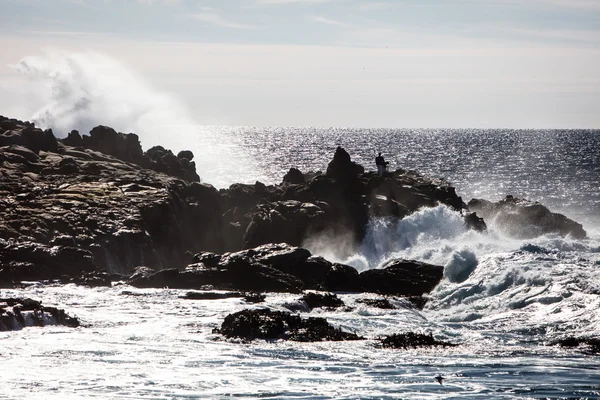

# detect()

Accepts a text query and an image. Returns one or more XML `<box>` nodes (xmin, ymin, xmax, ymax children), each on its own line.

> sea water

<box><xmin>1</xmin><ymin>128</ymin><xmax>599</xmax><ymax>399</ymax></box>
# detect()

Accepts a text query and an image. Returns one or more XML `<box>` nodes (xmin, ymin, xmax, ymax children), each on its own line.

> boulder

<box><xmin>468</xmin><ymin>196</ymin><xmax>586</xmax><ymax>239</ymax></box>
<box><xmin>359</xmin><ymin>259</ymin><xmax>444</xmax><ymax>296</ymax></box>
<box><xmin>324</xmin><ymin>263</ymin><xmax>362</xmax><ymax>292</ymax></box>
<box><xmin>300</xmin><ymin>292</ymin><xmax>344</xmax><ymax>311</ymax></box>
<box><xmin>177</xmin><ymin>150</ymin><xmax>194</xmax><ymax>161</ymax></box>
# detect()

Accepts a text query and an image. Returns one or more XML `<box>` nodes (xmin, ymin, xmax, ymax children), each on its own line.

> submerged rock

<box><xmin>215</xmin><ymin>308</ymin><xmax>363</xmax><ymax>342</ymax></box>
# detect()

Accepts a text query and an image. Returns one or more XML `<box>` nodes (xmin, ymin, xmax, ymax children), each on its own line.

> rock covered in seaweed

<box><xmin>379</xmin><ymin>332</ymin><xmax>458</xmax><ymax>349</ymax></box>
<box><xmin>215</xmin><ymin>308</ymin><xmax>363</xmax><ymax>342</ymax></box>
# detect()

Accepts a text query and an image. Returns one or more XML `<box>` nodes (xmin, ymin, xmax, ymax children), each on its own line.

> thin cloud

<box><xmin>191</xmin><ymin>11</ymin><xmax>257</xmax><ymax>29</ymax></box>
<box><xmin>309</xmin><ymin>15</ymin><xmax>349</xmax><ymax>28</ymax></box>
<box><xmin>494</xmin><ymin>0</ymin><xmax>600</xmax><ymax>9</ymax></box>
<box><xmin>136</xmin><ymin>0</ymin><xmax>181</xmax><ymax>4</ymax></box>
<box><xmin>256</xmin><ymin>0</ymin><xmax>335</xmax><ymax>4</ymax></box>
<box><xmin>506</xmin><ymin>27</ymin><xmax>600</xmax><ymax>43</ymax></box>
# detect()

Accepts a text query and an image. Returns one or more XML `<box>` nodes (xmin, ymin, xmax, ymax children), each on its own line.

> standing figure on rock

<box><xmin>375</xmin><ymin>152</ymin><xmax>387</xmax><ymax>177</ymax></box>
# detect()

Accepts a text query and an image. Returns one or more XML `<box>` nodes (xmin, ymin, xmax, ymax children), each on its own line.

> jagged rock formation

<box><xmin>468</xmin><ymin>195</ymin><xmax>586</xmax><ymax>239</ymax></box>
<box><xmin>0</xmin><ymin>115</ymin><xmax>586</xmax><ymax>287</ymax></box>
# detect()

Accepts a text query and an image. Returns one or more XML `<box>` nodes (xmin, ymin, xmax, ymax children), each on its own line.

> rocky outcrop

<box><xmin>0</xmin><ymin>116</ymin><xmax>221</xmax><ymax>284</ymax></box>
<box><xmin>0</xmin><ymin>297</ymin><xmax>80</xmax><ymax>331</ymax></box>
<box><xmin>133</xmin><ymin>243</ymin><xmax>444</xmax><ymax>298</ymax></box>
<box><xmin>1</xmin><ymin>114</ymin><xmax>587</xmax><ymax>288</ymax></box>
<box><xmin>359</xmin><ymin>259</ymin><xmax>444</xmax><ymax>296</ymax></box>
<box><xmin>468</xmin><ymin>195</ymin><xmax>586</xmax><ymax>239</ymax></box>
<box><xmin>215</xmin><ymin>308</ymin><xmax>363</xmax><ymax>342</ymax></box>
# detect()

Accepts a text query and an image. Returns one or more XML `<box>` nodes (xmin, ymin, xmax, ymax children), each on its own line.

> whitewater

<box><xmin>2</xmin><ymin>51</ymin><xmax>600</xmax><ymax>399</ymax></box>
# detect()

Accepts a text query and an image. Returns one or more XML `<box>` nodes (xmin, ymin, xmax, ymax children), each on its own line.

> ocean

<box><xmin>1</xmin><ymin>127</ymin><xmax>600</xmax><ymax>399</ymax></box>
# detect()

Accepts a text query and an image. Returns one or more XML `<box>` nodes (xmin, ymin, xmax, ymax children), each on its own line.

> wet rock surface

<box><xmin>0</xmin><ymin>297</ymin><xmax>80</xmax><ymax>331</ymax></box>
<box><xmin>359</xmin><ymin>259</ymin><xmax>444</xmax><ymax>296</ymax></box>
<box><xmin>215</xmin><ymin>308</ymin><xmax>363</xmax><ymax>342</ymax></box>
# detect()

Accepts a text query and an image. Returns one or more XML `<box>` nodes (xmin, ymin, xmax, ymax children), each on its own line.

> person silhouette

<box><xmin>375</xmin><ymin>152</ymin><xmax>386</xmax><ymax>177</ymax></box>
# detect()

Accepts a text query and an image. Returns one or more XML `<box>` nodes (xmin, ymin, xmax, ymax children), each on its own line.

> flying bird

<box><xmin>435</xmin><ymin>375</ymin><xmax>444</xmax><ymax>385</ymax></box>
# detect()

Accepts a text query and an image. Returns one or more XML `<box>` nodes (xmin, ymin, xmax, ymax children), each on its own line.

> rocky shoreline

<box><xmin>0</xmin><ymin>115</ymin><xmax>589</xmax><ymax>347</ymax></box>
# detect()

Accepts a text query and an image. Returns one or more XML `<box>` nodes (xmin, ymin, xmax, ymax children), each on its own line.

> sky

<box><xmin>0</xmin><ymin>0</ymin><xmax>599</xmax><ymax>128</ymax></box>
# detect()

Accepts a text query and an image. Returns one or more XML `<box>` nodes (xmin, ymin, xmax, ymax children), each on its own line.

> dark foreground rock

<box><xmin>380</xmin><ymin>332</ymin><xmax>458</xmax><ymax>349</ymax></box>
<box><xmin>215</xmin><ymin>308</ymin><xmax>363</xmax><ymax>342</ymax></box>
<box><xmin>130</xmin><ymin>243</ymin><xmax>446</xmax><ymax>297</ymax></box>
<box><xmin>0</xmin><ymin>297</ymin><xmax>80</xmax><ymax>331</ymax></box>
<box><xmin>468</xmin><ymin>196</ymin><xmax>586</xmax><ymax>239</ymax></box>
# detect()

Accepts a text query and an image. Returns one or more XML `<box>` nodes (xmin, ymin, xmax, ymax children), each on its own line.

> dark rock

<box><xmin>282</xmin><ymin>255</ymin><xmax>332</xmax><ymax>290</ymax></box>
<box><xmin>191</xmin><ymin>251</ymin><xmax>222</xmax><ymax>267</ymax></box>
<box><xmin>129</xmin><ymin>256</ymin><xmax>304</xmax><ymax>293</ymax></box>
<box><xmin>325</xmin><ymin>146</ymin><xmax>364</xmax><ymax>182</ymax></box>
<box><xmin>301</xmin><ymin>292</ymin><xmax>344</xmax><ymax>311</ymax></box>
<box><xmin>181</xmin><ymin>291</ymin><xmax>243</xmax><ymax>300</ymax></box>
<box><xmin>324</xmin><ymin>263</ymin><xmax>361</xmax><ymax>292</ymax></box>
<box><xmin>554</xmin><ymin>337</ymin><xmax>600</xmax><ymax>354</ymax></box>
<box><xmin>61</xmin><ymin>130</ymin><xmax>83</xmax><ymax>147</ymax></box>
<box><xmin>215</xmin><ymin>308</ymin><xmax>363</xmax><ymax>342</ymax></box>
<box><xmin>177</xmin><ymin>150</ymin><xmax>194</xmax><ymax>161</ymax></box>
<box><xmin>67</xmin><ymin>270</ymin><xmax>121</xmax><ymax>287</ymax></box>
<box><xmin>464</xmin><ymin>211</ymin><xmax>487</xmax><ymax>232</ymax></box>
<box><xmin>380</xmin><ymin>332</ymin><xmax>457</xmax><ymax>349</ymax></box>
<box><xmin>0</xmin><ymin>242</ymin><xmax>97</xmax><ymax>283</ymax></box>
<box><xmin>0</xmin><ymin>297</ymin><xmax>79</xmax><ymax>331</ymax></box>
<box><xmin>359</xmin><ymin>259</ymin><xmax>444</xmax><ymax>296</ymax></box>
<box><xmin>468</xmin><ymin>196</ymin><xmax>586</xmax><ymax>239</ymax></box>
<box><xmin>356</xmin><ymin>298</ymin><xmax>397</xmax><ymax>309</ymax></box>
<box><xmin>243</xmin><ymin>201</ymin><xmax>329</xmax><ymax>249</ymax></box>
<box><xmin>283</xmin><ymin>167</ymin><xmax>305</xmax><ymax>184</ymax></box>
<box><xmin>85</xmin><ymin>125</ymin><xmax>144</xmax><ymax>165</ymax></box>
